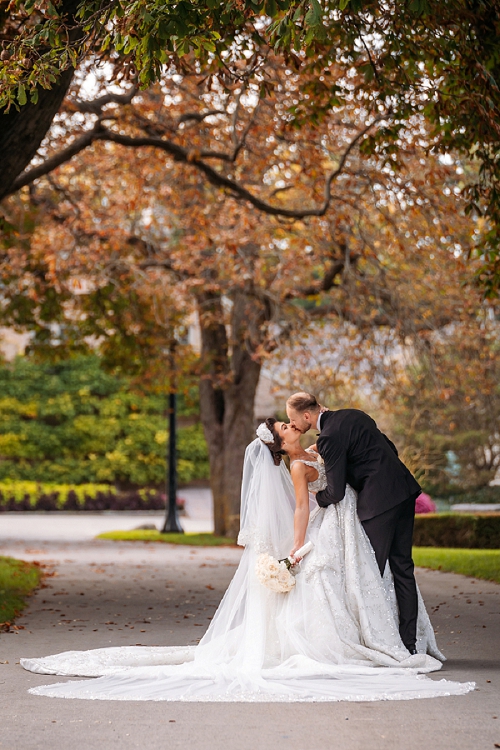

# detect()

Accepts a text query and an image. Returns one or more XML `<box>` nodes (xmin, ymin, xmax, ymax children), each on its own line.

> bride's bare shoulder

<box><xmin>290</xmin><ymin>460</ymin><xmax>308</xmax><ymax>476</ymax></box>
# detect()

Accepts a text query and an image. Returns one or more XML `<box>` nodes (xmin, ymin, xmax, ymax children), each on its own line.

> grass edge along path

<box><xmin>413</xmin><ymin>547</ymin><xmax>500</xmax><ymax>584</ymax></box>
<box><xmin>97</xmin><ymin>531</ymin><xmax>237</xmax><ymax>546</ymax></box>
<box><xmin>0</xmin><ymin>556</ymin><xmax>44</xmax><ymax>629</ymax></box>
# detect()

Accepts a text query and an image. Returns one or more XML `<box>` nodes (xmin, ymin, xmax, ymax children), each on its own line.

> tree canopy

<box><xmin>2</xmin><ymin>0</ymin><xmax>500</xmax><ymax>533</ymax></box>
<box><xmin>1</xmin><ymin>1</ymin><xmax>500</xmax><ymax>292</ymax></box>
<box><xmin>1</xmin><ymin>66</ymin><xmax>490</xmax><ymax>532</ymax></box>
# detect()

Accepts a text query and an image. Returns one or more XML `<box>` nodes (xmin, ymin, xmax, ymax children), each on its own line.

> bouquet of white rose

<box><xmin>255</xmin><ymin>542</ymin><xmax>314</xmax><ymax>594</ymax></box>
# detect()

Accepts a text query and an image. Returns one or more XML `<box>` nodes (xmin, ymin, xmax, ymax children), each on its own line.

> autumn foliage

<box><xmin>1</xmin><ymin>56</ymin><xmax>498</xmax><ymax>533</ymax></box>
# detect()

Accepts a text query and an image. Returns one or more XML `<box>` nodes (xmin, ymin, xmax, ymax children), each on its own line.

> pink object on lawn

<box><xmin>415</xmin><ymin>492</ymin><xmax>436</xmax><ymax>514</ymax></box>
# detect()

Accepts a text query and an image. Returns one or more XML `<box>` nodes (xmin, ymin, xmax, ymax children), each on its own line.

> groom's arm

<box><xmin>315</xmin><ymin>438</ymin><xmax>347</xmax><ymax>507</ymax></box>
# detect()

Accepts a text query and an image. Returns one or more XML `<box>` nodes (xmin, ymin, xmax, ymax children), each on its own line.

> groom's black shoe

<box><xmin>408</xmin><ymin>648</ymin><xmax>418</xmax><ymax>655</ymax></box>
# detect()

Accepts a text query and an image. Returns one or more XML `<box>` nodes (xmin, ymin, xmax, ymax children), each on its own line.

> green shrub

<box><xmin>446</xmin><ymin>486</ymin><xmax>500</xmax><ymax>504</ymax></box>
<box><xmin>414</xmin><ymin>513</ymin><xmax>500</xmax><ymax>549</ymax></box>
<box><xmin>0</xmin><ymin>355</ymin><xmax>209</xmax><ymax>486</ymax></box>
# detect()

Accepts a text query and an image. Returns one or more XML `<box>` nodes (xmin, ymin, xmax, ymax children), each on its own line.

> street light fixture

<box><xmin>161</xmin><ymin>339</ymin><xmax>184</xmax><ymax>534</ymax></box>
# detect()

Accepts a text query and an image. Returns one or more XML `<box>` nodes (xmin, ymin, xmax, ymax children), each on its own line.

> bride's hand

<box><xmin>289</xmin><ymin>545</ymin><xmax>303</xmax><ymax>563</ymax></box>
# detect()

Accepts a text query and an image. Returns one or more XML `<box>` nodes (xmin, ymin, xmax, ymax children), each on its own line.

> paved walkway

<box><xmin>1</xmin><ymin>532</ymin><xmax>499</xmax><ymax>749</ymax></box>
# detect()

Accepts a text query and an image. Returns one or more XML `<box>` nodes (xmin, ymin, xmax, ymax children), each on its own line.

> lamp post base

<box><xmin>161</xmin><ymin>508</ymin><xmax>184</xmax><ymax>534</ymax></box>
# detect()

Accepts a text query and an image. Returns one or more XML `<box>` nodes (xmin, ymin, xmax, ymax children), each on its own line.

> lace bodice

<box><xmin>290</xmin><ymin>450</ymin><xmax>327</xmax><ymax>492</ymax></box>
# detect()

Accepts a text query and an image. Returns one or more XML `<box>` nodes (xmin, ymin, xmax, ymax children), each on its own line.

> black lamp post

<box><xmin>161</xmin><ymin>340</ymin><xmax>184</xmax><ymax>534</ymax></box>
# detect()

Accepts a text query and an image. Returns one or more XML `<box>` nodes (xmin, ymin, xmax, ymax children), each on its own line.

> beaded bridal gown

<box><xmin>21</xmin><ymin>439</ymin><xmax>474</xmax><ymax>702</ymax></box>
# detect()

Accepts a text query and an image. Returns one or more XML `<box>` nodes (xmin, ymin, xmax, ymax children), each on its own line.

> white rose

<box><xmin>277</xmin><ymin>568</ymin><xmax>289</xmax><ymax>583</ymax></box>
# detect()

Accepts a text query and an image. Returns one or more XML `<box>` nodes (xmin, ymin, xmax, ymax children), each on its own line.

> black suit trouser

<box><xmin>360</xmin><ymin>495</ymin><xmax>418</xmax><ymax>651</ymax></box>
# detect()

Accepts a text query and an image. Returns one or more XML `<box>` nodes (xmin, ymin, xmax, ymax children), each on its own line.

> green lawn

<box><xmin>413</xmin><ymin>547</ymin><xmax>500</xmax><ymax>584</ymax></box>
<box><xmin>0</xmin><ymin>556</ymin><xmax>44</xmax><ymax>628</ymax></box>
<box><xmin>97</xmin><ymin>530</ymin><xmax>237</xmax><ymax>546</ymax></box>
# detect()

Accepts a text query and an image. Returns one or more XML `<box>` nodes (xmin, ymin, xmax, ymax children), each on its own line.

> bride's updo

<box><xmin>256</xmin><ymin>417</ymin><xmax>285</xmax><ymax>466</ymax></box>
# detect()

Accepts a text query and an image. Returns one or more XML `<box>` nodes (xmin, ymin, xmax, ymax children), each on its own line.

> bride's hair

<box><xmin>263</xmin><ymin>417</ymin><xmax>286</xmax><ymax>466</ymax></box>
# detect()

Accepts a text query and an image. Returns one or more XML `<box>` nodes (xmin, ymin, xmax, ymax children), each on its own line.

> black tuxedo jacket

<box><xmin>315</xmin><ymin>409</ymin><xmax>421</xmax><ymax>522</ymax></box>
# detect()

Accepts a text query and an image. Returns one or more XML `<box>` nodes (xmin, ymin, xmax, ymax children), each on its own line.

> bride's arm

<box><xmin>290</xmin><ymin>463</ymin><xmax>310</xmax><ymax>559</ymax></box>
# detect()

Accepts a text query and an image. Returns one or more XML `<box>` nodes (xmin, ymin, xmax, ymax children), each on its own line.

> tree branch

<box><xmin>286</xmin><ymin>260</ymin><xmax>346</xmax><ymax>297</ymax></box>
<box><xmin>7</xmin><ymin>113</ymin><xmax>387</xmax><ymax>220</ymax></box>
<box><xmin>95</xmin><ymin>115</ymin><xmax>385</xmax><ymax>218</ymax></box>
<box><xmin>73</xmin><ymin>86</ymin><xmax>139</xmax><ymax>115</ymax></box>
<box><xmin>178</xmin><ymin>109</ymin><xmax>226</xmax><ymax>124</ymax></box>
<box><xmin>137</xmin><ymin>257</ymin><xmax>193</xmax><ymax>280</ymax></box>
<box><xmin>9</xmin><ymin>122</ymin><xmax>104</xmax><ymax>194</ymax></box>
<box><xmin>197</xmin><ymin>102</ymin><xmax>260</xmax><ymax>162</ymax></box>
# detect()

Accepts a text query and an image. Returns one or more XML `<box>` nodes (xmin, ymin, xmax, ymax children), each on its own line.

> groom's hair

<box><xmin>287</xmin><ymin>392</ymin><xmax>320</xmax><ymax>413</ymax></box>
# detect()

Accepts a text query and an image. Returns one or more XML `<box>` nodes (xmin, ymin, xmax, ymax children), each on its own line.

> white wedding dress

<box><xmin>21</xmin><ymin>439</ymin><xmax>474</xmax><ymax>702</ymax></box>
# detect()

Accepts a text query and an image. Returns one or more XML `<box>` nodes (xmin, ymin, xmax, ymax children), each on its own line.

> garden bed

<box><xmin>0</xmin><ymin>481</ymin><xmax>176</xmax><ymax>512</ymax></box>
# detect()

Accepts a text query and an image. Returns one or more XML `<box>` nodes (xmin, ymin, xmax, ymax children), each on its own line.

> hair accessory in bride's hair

<box><xmin>256</xmin><ymin>423</ymin><xmax>274</xmax><ymax>444</ymax></box>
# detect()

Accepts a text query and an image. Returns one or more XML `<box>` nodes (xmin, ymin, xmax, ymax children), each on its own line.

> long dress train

<box><xmin>21</xmin><ymin>440</ymin><xmax>474</xmax><ymax>702</ymax></box>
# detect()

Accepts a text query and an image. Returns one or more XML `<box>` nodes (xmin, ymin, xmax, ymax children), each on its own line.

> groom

<box><xmin>286</xmin><ymin>391</ymin><xmax>421</xmax><ymax>655</ymax></box>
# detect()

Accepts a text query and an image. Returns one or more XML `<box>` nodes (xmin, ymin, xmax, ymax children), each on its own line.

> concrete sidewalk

<box><xmin>1</xmin><ymin>537</ymin><xmax>499</xmax><ymax>750</ymax></box>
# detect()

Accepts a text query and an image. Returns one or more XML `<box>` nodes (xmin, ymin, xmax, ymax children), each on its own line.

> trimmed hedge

<box><xmin>445</xmin><ymin>486</ymin><xmax>500</xmax><ymax>504</ymax></box>
<box><xmin>414</xmin><ymin>513</ymin><xmax>500</xmax><ymax>549</ymax></box>
<box><xmin>0</xmin><ymin>481</ymin><xmax>167</xmax><ymax>512</ymax></box>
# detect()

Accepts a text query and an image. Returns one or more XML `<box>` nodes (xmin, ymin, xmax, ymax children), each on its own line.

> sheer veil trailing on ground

<box><xmin>21</xmin><ymin>439</ymin><xmax>474</xmax><ymax>702</ymax></box>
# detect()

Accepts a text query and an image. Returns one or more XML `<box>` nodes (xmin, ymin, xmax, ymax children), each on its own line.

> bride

<box><xmin>21</xmin><ymin>422</ymin><xmax>474</xmax><ymax>702</ymax></box>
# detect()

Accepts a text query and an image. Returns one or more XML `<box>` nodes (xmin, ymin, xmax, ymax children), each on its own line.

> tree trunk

<box><xmin>197</xmin><ymin>289</ymin><xmax>264</xmax><ymax>538</ymax></box>
<box><xmin>0</xmin><ymin>68</ymin><xmax>76</xmax><ymax>202</ymax></box>
<box><xmin>0</xmin><ymin>0</ymin><xmax>83</xmax><ymax>201</ymax></box>
<box><xmin>200</xmin><ymin>368</ymin><xmax>261</xmax><ymax>538</ymax></box>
